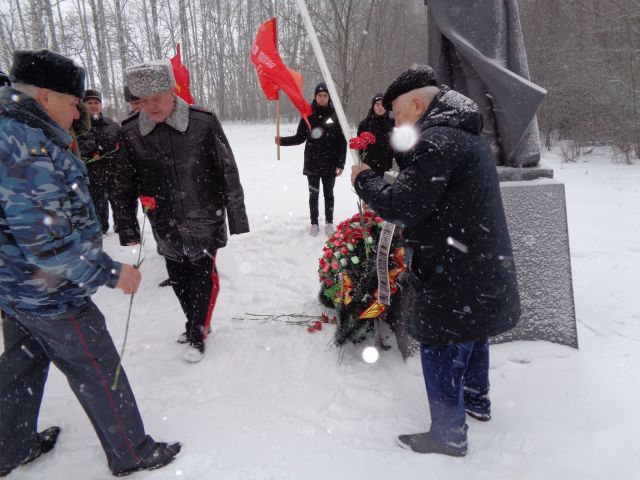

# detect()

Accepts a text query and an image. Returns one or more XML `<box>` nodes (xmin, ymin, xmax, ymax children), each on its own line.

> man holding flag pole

<box><xmin>251</xmin><ymin>17</ymin><xmax>347</xmax><ymax>237</ymax></box>
<box><xmin>250</xmin><ymin>17</ymin><xmax>313</xmax><ymax>161</ymax></box>
<box><xmin>276</xmin><ymin>82</ymin><xmax>347</xmax><ymax>237</ymax></box>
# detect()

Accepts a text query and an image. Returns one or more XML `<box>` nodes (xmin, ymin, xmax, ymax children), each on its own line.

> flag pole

<box><xmin>294</xmin><ymin>0</ymin><xmax>361</xmax><ymax>166</ymax></box>
<box><xmin>275</xmin><ymin>97</ymin><xmax>281</xmax><ymax>160</ymax></box>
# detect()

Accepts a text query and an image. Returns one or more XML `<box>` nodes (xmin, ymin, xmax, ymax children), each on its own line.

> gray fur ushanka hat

<box><xmin>124</xmin><ymin>60</ymin><xmax>175</xmax><ymax>98</ymax></box>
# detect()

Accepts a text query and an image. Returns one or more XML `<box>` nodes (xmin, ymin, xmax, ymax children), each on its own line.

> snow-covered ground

<box><xmin>4</xmin><ymin>124</ymin><xmax>640</xmax><ymax>479</ymax></box>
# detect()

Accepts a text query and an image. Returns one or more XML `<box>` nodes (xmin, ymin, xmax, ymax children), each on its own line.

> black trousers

<box><xmin>165</xmin><ymin>253</ymin><xmax>219</xmax><ymax>345</ymax></box>
<box><xmin>0</xmin><ymin>302</ymin><xmax>155</xmax><ymax>474</ymax></box>
<box><xmin>88</xmin><ymin>181</ymin><xmax>110</xmax><ymax>234</ymax></box>
<box><xmin>307</xmin><ymin>175</ymin><xmax>335</xmax><ymax>225</ymax></box>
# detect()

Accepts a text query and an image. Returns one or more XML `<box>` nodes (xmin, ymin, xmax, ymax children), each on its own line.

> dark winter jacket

<box><xmin>0</xmin><ymin>86</ymin><xmax>121</xmax><ymax>317</ymax></box>
<box><xmin>280</xmin><ymin>100</ymin><xmax>347</xmax><ymax>177</ymax></box>
<box><xmin>357</xmin><ymin>111</ymin><xmax>395</xmax><ymax>175</ymax></box>
<box><xmin>78</xmin><ymin>113</ymin><xmax>119</xmax><ymax>190</ymax></box>
<box><xmin>113</xmin><ymin>97</ymin><xmax>249</xmax><ymax>260</ymax></box>
<box><xmin>69</xmin><ymin>101</ymin><xmax>91</xmax><ymax>159</ymax></box>
<box><xmin>354</xmin><ymin>86</ymin><xmax>520</xmax><ymax>345</ymax></box>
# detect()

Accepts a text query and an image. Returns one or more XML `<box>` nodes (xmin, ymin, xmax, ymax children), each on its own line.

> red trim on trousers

<box><xmin>69</xmin><ymin>315</ymin><xmax>141</xmax><ymax>464</ymax></box>
<box><xmin>202</xmin><ymin>256</ymin><xmax>220</xmax><ymax>341</ymax></box>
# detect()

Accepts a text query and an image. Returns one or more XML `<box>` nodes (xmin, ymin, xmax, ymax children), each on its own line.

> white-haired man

<box><xmin>351</xmin><ymin>65</ymin><xmax>521</xmax><ymax>457</ymax></box>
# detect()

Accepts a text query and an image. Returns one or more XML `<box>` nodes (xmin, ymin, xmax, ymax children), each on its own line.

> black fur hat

<box><xmin>382</xmin><ymin>65</ymin><xmax>438</xmax><ymax>110</ymax></box>
<box><xmin>10</xmin><ymin>49</ymin><xmax>85</xmax><ymax>98</ymax></box>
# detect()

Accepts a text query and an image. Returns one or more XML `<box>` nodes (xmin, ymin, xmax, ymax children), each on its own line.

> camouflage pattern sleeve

<box><xmin>0</xmin><ymin>140</ymin><xmax>122</xmax><ymax>291</ymax></box>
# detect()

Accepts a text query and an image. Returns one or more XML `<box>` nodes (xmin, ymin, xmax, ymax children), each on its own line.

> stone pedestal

<box><xmin>384</xmin><ymin>166</ymin><xmax>578</xmax><ymax>349</ymax></box>
<box><xmin>493</xmin><ymin>177</ymin><xmax>578</xmax><ymax>348</ymax></box>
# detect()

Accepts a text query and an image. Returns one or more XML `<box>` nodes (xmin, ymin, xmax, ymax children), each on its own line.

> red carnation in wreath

<box><xmin>317</xmin><ymin>208</ymin><xmax>405</xmax><ymax>346</ymax></box>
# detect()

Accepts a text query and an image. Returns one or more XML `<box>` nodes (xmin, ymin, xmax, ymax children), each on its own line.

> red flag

<box><xmin>170</xmin><ymin>43</ymin><xmax>195</xmax><ymax>105</ymax></box>
<box><xmin>250</xmin><ymin>18</ymin><xmax>312</xmax><ymax>120</ymax></box>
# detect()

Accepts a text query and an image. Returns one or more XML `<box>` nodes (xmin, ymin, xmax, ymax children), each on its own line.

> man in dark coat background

<box><xmin>351</xmin><ymin>65</ymin><xmax>520</xmax><ymax>456</ymax></box>
<box><xmin>357</xmin><ymin>93</ymin><xmax>395</xmax><ymax>176</ymax></box>
<box><xmin>275</xmin><ymin>82</ymin><xmax>347</xmax><ymax>237</ymax></box>
<box><xmin>114</xmin><ymin>60</ymin><xmax>249</xmax><ymax>363</ymax></box>
<box><xmin>78</xmin><ymin>89</ymin><xmax>120</xmax><ymax>234</ymax></box>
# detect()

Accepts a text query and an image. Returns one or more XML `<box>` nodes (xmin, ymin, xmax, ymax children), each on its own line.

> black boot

<box><xmin>0</xmin><ymin>426</ymin><xmax>61</xmax><ymax>477</ymax></box>
<box><xmin>112</xmin><ymin>442</ymin><xmax>182</xmax><ymax>477</ymax></box>
<box><xmin>465</xmin><ymin>408</ymin><xmax>491</xmax><ymax>422</ymax></box>
<box><xmin>397</xmin><ymin>431</ymin><xmax>467</xmax><ymax>457</ymax></box>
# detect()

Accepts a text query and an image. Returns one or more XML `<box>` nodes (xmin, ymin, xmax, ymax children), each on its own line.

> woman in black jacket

<box><xmin>276</xmin><ymin>82</ymin><xmax>347</xmax><ymax>237</ymax></box>
<box><xmin>357</xmin><ymin>93</ymin><xmax>395</xmax><ymax>176</ymax></box>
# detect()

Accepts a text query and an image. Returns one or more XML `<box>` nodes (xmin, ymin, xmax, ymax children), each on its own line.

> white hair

<box><xmin>414</xmin><ymin>86</ymin><xmax>439</xmax><ymax>104</ymax></box>
<box><xmin>394</xmin><ymin>86</ymin><xmax>438</xmax><ymax>115</ymax></box>
<box><xmin>11</xmin><ymin>82</ymin><xmax>41</xmax><ymax>99</ymax></box>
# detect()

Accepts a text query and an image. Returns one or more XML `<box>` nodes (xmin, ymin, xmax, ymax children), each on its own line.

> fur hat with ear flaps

<box><xmin>124</xmin><ymin>61</ymin><xmax>176</xmax><ymax>99</ymax></box>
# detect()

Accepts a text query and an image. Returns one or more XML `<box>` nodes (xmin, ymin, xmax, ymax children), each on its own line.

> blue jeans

<box><xmin>420</xmin><ymin>339</ymin><xmax>490</xmax><ymax>446</ymax></box>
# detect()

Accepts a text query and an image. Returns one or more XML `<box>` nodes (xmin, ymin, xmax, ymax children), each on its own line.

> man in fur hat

<box><xmin>0</xmin><ymin>49</ymin><xmax>181</xmax><ymax>477</ymax></box>
<box><xmin>114</xmin><ymin>60</ymin><xmax>249</xmax><ymax>363</ymax></box>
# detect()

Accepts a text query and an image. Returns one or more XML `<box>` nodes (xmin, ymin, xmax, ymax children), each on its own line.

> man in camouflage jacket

<box><xmin>0</xmin><ymin>49</ymin><xmax>180</xmax><ymax>477</ymax></box>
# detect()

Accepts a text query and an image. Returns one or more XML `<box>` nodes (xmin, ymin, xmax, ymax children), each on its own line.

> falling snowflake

<box><xmin>446</xmin><ymin>236</ymin><xmax>468</xmax><ymax>254</ymax></box>
<box><xmin>362</xmin><ymin>346</ymin><xmax>379</xmax><ymax>364</ymax></box>
<box><xmin>390</xmin><ymin>125</ymin><xmax>419</xmax><ymax>152</ymax></box>
<box><xmin>21</xmin><ymin>345</ymin><xmax>35</xmax><ymax>359</ymax></box>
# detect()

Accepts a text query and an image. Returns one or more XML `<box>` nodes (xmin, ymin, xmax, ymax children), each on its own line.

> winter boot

<box><xmin>397</xmin><ymin>431</ymin><xmax>467</xmax><ymax>457</ymax></box>
<box><xmin>324</xmin><ymin>223</ymin><xmax>335</xmax><ymax>236</ymax></box>
<box><xmin>183</xmin><ymin>341</ymin><xmax>205</xmax><ymax>363</ymax></box>
<box><xmin>0</xmin><ymin>426</ymin><xmax>61</xmax><ymax>477</ymax></box>
<box><xmin>112</xmin><ymin>442</ymin><xmax>182</xmax><ymax>477</ymax></box>
<box><xmin>176</xmin><ymin>332</ymin><xmax>189</xmax><ymax>344</ymax></box>
<box><xmin>309</xmin><ymin>224</ymin><xmax>319</xmax><ymax>236</ymax></box>
<box><xmin>465</xmin><ymin>408</ymin><xmax>491</xmax><ymax>421</ymax></box>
